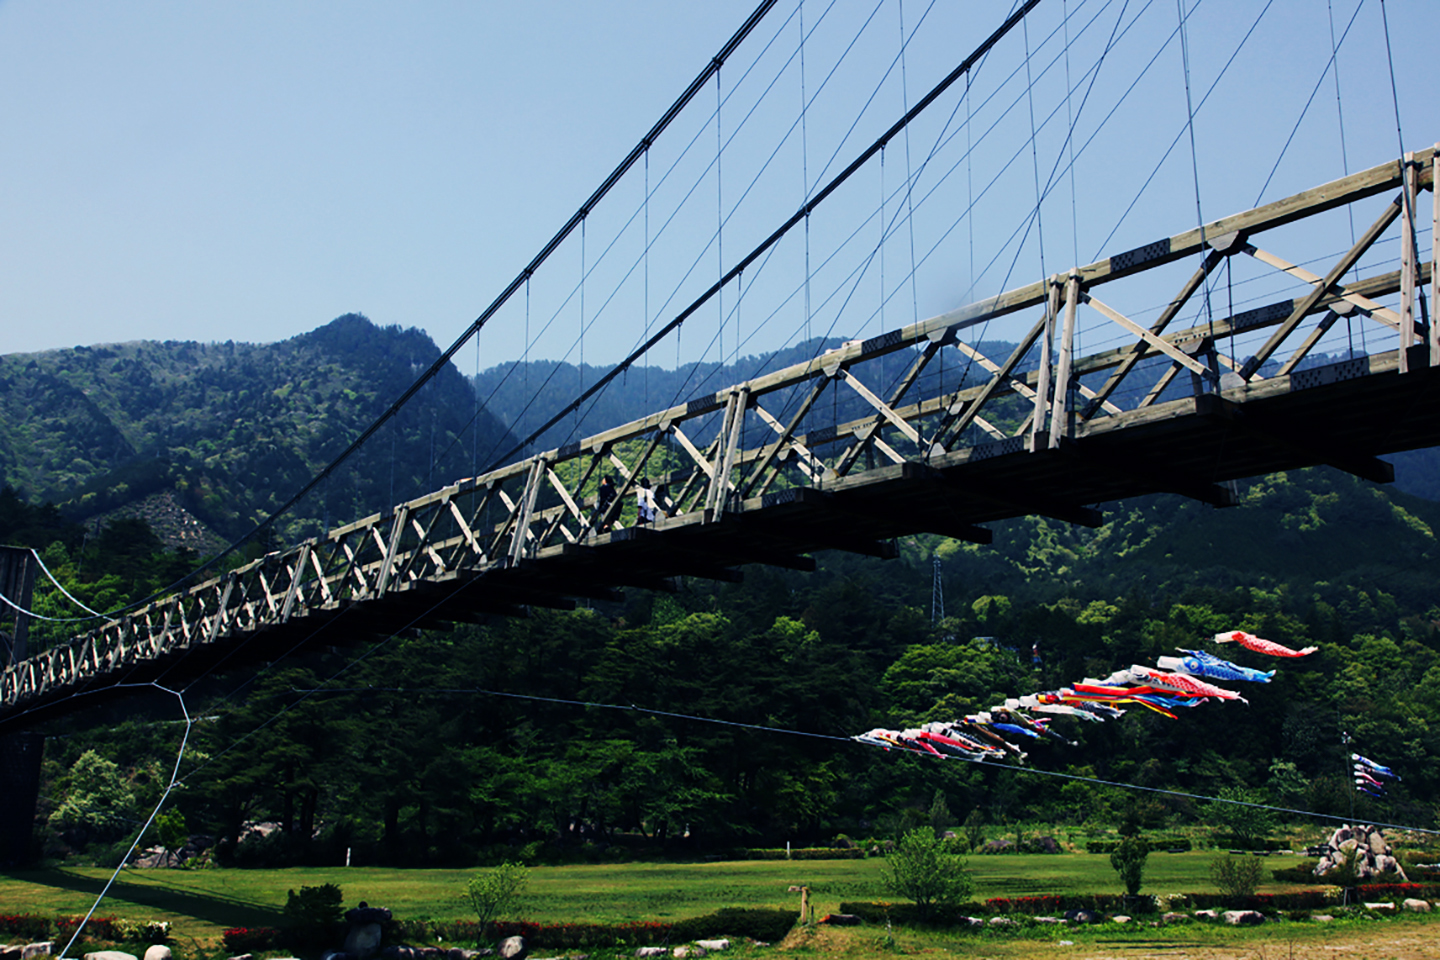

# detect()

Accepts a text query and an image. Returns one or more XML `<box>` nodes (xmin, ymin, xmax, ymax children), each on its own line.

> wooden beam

<box><xmin>1194</xmin><ymin>394</ymin><xmax>1394</xmax><ymax>484</ymax></box>
<box><xmin>1052</xmin><ymin>438</ymin><xmax>1237</xmax><ymax>507</ymax></box>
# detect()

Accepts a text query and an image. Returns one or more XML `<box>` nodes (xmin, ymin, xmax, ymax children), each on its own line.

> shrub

<box><xmin>1110</xmin><ymin>836</ymin><xmax>1150</xmax><ymax>895</ymax></box>
<box><xmin>671</xmin><ymin>908</ymin><xmax>795</xmax><ymax>943</ymax></box>
<box><xmin>407</xmin><ymin>909</ymin><xmax>794</xmax><ymax>949</ymax></box>
<box><xmin>222</xmin><ymin>926</ymin><xmax>282</xmax><ymax>953</ymax></box>
<box><xmin>985</xmin><ymin>895</ymin><xmax>1063</xmax><ymax>914</ymax></box>
<box><xmin>284</xmin><ymin>883</ymin><xmax>344</xmax><ymax>948</ymax></box>
<box><xmin>466</xmin><ymin>861</ymin><xmax>529</xmax><ymax>941</ymax></box>
<box><xmin>1271</xmin><ymin>861</ymin><xmax>1321</xmax><ymax>884</ymax></box>
<box><xmin>0</xmin><ymin>915</ymin><xmax>51</xmax><ymax>941</ymax></box>
<box><xmin>1086</xmin><ymin>836</ymin><xmax>1191</xmax><ymax>853</ymax></box>
<box><xmin>883</xmin><ymin>828</ymin><xmax>974</xmax><ymax>919</ymax></box>
<box><xmin>1210</xmin><ymin>854</ymin><xmax>1264</xmax><ymax>901</ymax></box>
<box><xmin>54</xmin><ymin>917</ymin><xmax>119</xmax><ymax>943</ymax></box>
<box><xmin>737</xmin><ymin>847</ymin><xmax>865</xmax><ymax>860</ymax></box>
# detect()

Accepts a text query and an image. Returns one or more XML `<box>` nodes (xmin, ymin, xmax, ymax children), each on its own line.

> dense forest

<box><xmin>1</xmin><ymin>316</ymin><xmax>1437</xmax><ymax>868</ymax></box>
<box><xmin>6</xmin><ymin>467</ymin><xmax>1437</xmax><ymax>867</ymax></box>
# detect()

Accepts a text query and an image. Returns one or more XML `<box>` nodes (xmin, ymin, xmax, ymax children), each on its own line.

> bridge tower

<box><xmin>0</xmin><ymin>546</ymin><xmax>42</xmax><ymax>866</ymax></box>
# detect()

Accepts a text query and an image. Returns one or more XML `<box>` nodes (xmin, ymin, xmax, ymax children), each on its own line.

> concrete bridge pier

<box><xmin>0</xmin><ymin>545</ymin><xmax>41</xmax><ymax>866</ymax></box>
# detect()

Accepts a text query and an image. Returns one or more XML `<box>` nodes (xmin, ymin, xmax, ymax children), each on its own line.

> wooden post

<box><xmin>799</xmin><ymin>885</ymin><xmax>811</xmax><ymax>925</ymax></box>
<box><xmin>1432</xmin><ymin>147</ymin><xmax>1439</xmax><ymax>367</ymax></box>
<box><xmin>1399</xmin><ymin>152</ymin><xmax>1417</xmax><ymax>373</ymax></box>
<box><xmin>1029</xmin><ymin>278</ymin><xmax>1059</xmax><ymax>449</ymax></box>
<box><xmin>1049</xmin><ymin>272</ymin><xmax>1080</xmax><ymax>449</ymax></box>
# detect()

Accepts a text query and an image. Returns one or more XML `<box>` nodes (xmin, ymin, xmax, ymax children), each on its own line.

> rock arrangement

<box><xmin>1311</xmin><ymin>824</ymin><xmax>1408</xmax><ymax>882</ymax></box>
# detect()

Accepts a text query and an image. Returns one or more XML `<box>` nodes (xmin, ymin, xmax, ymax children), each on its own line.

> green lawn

<box><xmin>0</xmin><ymin>850</ymin><xmax>1314</xmax><ymax>942</ymax></box>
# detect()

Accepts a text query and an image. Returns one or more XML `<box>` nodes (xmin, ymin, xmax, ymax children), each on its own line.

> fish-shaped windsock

<box><xmin>1158</xmin><ymin>649</ymin><xmax>1275</xmax><ymax>683</ymax></box>
<box><xmin>1353</xmin><ymin>753</ymin><xmax>1399</xmax><ymax>779</ymax></box>
<box><xmin>1129</xmin><ymin>666</ymin><xmax>1248</xmax><ymax>703</ymax></box>
<box><xmin>1213</xmin><ymin>630</ymin><xmax>1318</xmax><ymax>657</ymax></box>
<box><xmin>1354</xmin><ymin>779</ymin><xmax>1386</xmax><ymax>798</ymax></box>
<box><xmin>1354</xmin><ymin>769</ymin><xmax>1385</xmax><ymax>789</ymax></box>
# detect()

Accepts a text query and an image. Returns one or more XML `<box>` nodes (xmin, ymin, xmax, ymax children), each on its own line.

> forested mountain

<box><xmin>0</xmin><ymin>314</ymin><xmax>514</xmax><ymax>547</ymax></box>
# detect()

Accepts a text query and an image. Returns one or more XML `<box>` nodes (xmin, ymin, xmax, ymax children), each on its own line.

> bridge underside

<box><xmin>7</xmin><ymin>350</ymin><xmax>1438</xmax><ymax>731</ymax></box>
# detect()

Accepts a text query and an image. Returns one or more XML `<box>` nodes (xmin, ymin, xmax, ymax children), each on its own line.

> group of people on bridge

<box><xmin>591</xmin><ymin>475</ymin><xmax>670</xmax><ymax>531</ymax></box>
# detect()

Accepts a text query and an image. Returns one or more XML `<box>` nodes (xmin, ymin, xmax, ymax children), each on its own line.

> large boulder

<box><xmin>694</xmin><ymin>942</ymin><xmax>730</xmax><ymax>952</ymax></box>
<box><xmin>344</xmin><ymin>925</ymin><xmax>383</xmax><ymax>960</ymax></box>
<box><xmin>634</xmin><ymin>950</ymin><xmax>667</xmax><ymax>958</ymax></box>
<box><xmin>143</xmin><ymin>947</ymin><xmax>172</xmax><ymax>960</ymax></box>
<box><xmin>1402</xmin><ymin>898</ymin><xmax>1431</xmax><ymax>913</ymax></box>
<box><xmin>84</xmin><ymin>952</ymin><xmax>138</xmax><ymax>960</ymax></box>
<box><xmin>1063</xmin><ymin>909</ymin><xmax>1098</xmax><ymax>924</ymax></box>
<box><xmin>497</xmin><ymin>939</ymin><xmax>526</xmax><ymax>960</ymax></box>
<box><xmin>21</xmin><ymin>947</ymin><xmax>52</xmax><ymax>960</ymax></box>
<box><xmin>1222</xmin><ymin>911</ymin><xmax>1264</xmax><ymax>926</ymax></box>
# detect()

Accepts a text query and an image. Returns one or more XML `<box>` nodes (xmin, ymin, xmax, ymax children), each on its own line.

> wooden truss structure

<box><xmin>4</xmin><ymin>146</ymin><xmax>1439</xmax><ymax>726</ymax></box>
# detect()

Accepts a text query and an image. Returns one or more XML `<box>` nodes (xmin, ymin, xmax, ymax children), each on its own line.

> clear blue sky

<box><xmin>1</xmin><ymin>0</ymin><xmax>1432</xmax><ymax>368</ymax></box>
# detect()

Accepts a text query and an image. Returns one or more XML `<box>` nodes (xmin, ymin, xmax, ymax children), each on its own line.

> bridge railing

<box><xmin>3</xmin><ymin>146</ymin><xmax>1435</xmax><ymax>715</ymax></box>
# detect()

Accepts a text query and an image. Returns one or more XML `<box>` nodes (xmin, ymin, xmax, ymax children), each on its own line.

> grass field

<box><xmin>0</xmin><ymin>850</ymin><xmax>1318</xmax><ymax>940</ymax></box>
<box><xmin>2</xmin><ymin>852</ymin><xmax>1437</xmax><ymax>960</ymax></box>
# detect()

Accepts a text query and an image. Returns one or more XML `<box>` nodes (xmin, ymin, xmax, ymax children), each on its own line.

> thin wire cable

<box><xmin>274</xmin><ymin>683</ymin><xmax>1437</xmax><ymax>836</ymax></box>
<box><xmin>56</xmin><ymin>683</ymin><xmax>193</xmax><ymax>958</ymax></box>
<box><xmin>1377</xmin><ymin>0</ymin><xmax>1406</xmax><ymax>159</ymax></box>
<box><xmin>1175</xmin><ymin>0</ymin><xmax>1214</xmax><ymax>337</ymax></box>
<box><xmin>1092</xmin><ymin>0</ymin><xmax>1272</xmax><ymax>258</ymax></box>
<box><xmin>30</xmin><ymin>548</ymin><xmax>106</xmax><ymax>617</ymax></box>
<box><xmin>1023</xmin><ymin>15</ymin><xmax>1047</xmax><ymax>281</ymax></box>
<box><xmin>1252</xmin><ymin>0</ymin><xmax>1364</xmax><ymax>206</ymax></box>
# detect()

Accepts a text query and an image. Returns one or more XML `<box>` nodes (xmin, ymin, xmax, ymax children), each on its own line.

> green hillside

<box><xmin>0</xmin><ymin>314</ymin><xmax>513</xmax><ymax>546</ymax></box>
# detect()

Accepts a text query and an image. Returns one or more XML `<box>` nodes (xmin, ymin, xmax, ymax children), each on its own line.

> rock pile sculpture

<box><xmin>1312</xmin><ymin>824</ymin><xmax>1407</xmax><ymax>882</ymax></box>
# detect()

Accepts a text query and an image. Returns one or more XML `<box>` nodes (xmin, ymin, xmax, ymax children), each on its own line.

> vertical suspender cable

<box><xmin>1327</xmin><ymin>0</ymin><xmax>1360</xmax><ymax>356</ymax></box>
<box><xmin>1176</xmin><ymin>0</ymin><xmax>1215</xmax><ymax>342</ymax></box>
<box><xmin>801</xmin><ymin>0</ymin><xmax>812</xmax><ymax>347</ymax></box>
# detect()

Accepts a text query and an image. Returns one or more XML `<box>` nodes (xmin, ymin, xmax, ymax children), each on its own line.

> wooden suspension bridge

<box><xmin>1</xmin><ymin>146</ymin><xmax>1438</xmax><ymax>730</ymax></box>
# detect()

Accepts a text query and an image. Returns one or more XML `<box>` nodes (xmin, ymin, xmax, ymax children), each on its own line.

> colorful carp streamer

<box><xmin>854</xmin><ymin>629</ymin><xmax>1315</xmax><ymax>763</ymax></box>
<box><xmin>1352</xmin><ymin>752</ymin><xmax>1400</xmax><ymax>798</ymax></box>
<box><xmin>1212</xmin><ymin>630</ymin><xmax>1318</xmax><ymax>658</ymax></box>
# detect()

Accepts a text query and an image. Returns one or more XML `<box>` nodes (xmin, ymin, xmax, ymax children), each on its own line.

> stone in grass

<box><xmin>1193</xmin><ymin>910</ymin><xmax>1219</xmax><ymax>920</ymax></box>
<box><xmin>1034</xmin><ymin>917</ymin><xmax>1065</xmax><ymax>924</ymax></box>
<box><xmin>498</xmin><ymin>937</ymin><xmax>528</xmax><ymax>960</ymax></box>
<box><xmin>1111</xmin><ymin>915</ymin><xmax>1131</xmax><ymax>924</ymax></box>
<box><xmin>1222</xmin><ymin>911</ymin><xmax>1264</xmax><ymax>926</ymax></box>
<box><xmin>672</xmin><ymin>948</ymin><xmax>706</xmax><ymax>959</ymax></box>
<box><xmin>1160</xmin><ymin>913</ymin><xmax>1192</xmax><ymax>924</ymax></box>
<box><xmin>635</xmin><ymin>949</ymin><xmax>668</xmax><ymax>958</ymax></box>
<box><xmin>1313</xmin><ymin>915</ymin><xmax>1334</xmax><ymax>922</ymax></box>
<box><xmin>694</xmin><ymin>943</ymin><xmax>730</xmax><ymax>952</ymax></box>
<box><xmin>1062</xmin><ymin>909</ymin><xmax>1098</xmax><ymax>924</ymax></box>
<box><xmin>1402</xmin><ymin>898</ymin><xmax>1431</xmax><ymax>913</ymax></box>
<box><xmin>225</xmin><ymin>954</ymin><xmax>253</xmax><ymax>960</ymax></box>
<box><xmin>84</xmin><ymin>952</ymin><xmax>138</xmax><ymax>960</ymax></box>
<box><xmin>1363</xmin><ymin>902</ymin><xmax>1396</xmax><ymax>913</ymax></box>
<box><xmin>143</xmin><ymin>947</ymin><xmax>172</xmax><ymax>960</ymax></box>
